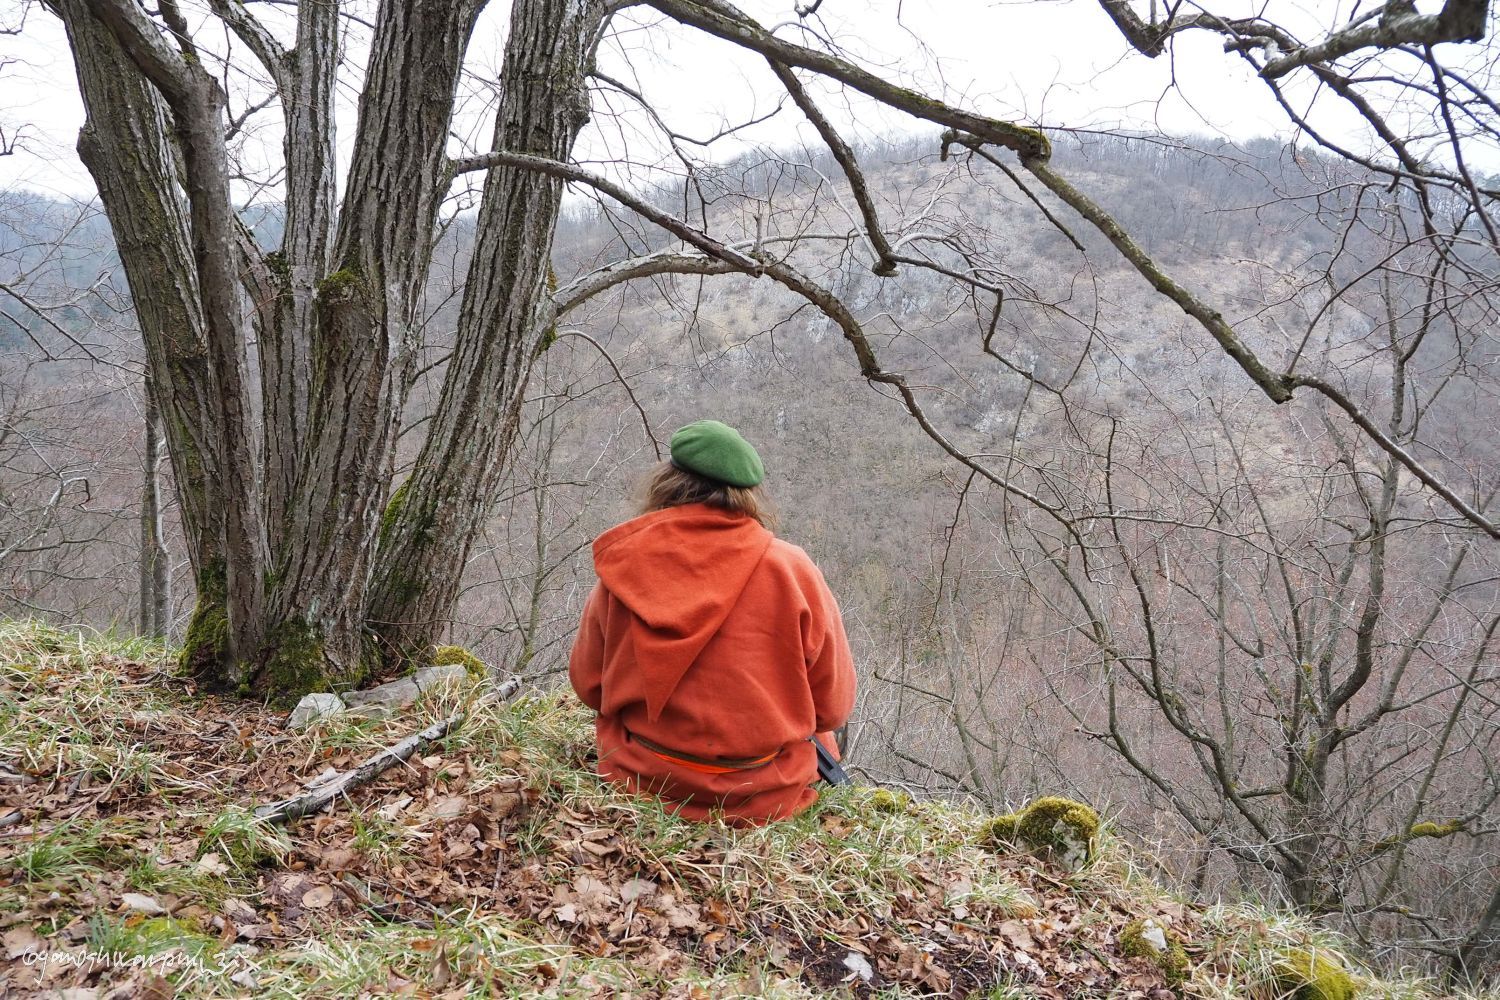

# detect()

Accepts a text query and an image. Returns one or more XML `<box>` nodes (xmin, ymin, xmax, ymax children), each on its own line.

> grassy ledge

<box><xmin>0</xmin><ymin>619</ymin><xmax>1494</xmax><ymax>999</ymax></box>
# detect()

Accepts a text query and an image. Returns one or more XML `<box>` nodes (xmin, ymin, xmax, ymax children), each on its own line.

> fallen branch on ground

<box><xmin>253</xmin><ymin>675</ymin><xmax>523</xmax><ymax>824</ymax></box>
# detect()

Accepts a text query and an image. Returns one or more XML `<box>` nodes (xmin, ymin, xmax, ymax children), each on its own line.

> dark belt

<box><xmin>626</xmin><ymin>730</ymin><xmax>781</xmax><ymax>774</ymax></box>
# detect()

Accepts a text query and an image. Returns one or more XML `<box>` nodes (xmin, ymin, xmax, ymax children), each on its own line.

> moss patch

<box><xmin>980</xmin><ymin>796</ymin><xmax>1100</xmax><ymax>870</ymax></box>
<box><xmin>868</xmin><ymin>788</ymin><xmax>914</xmax><ymax>815</ymax></box>
<box><xmin>258</xmin><ymin>619</ymin><xmax>333</xmax><ymax>703</ymax></box>
<box><xmin>1407</xmin><ymin>820</ymin><xmax>1461</xmax><ymax>839</ymax></box>
<box><xmin>431</xmin><ymin>644</ymin><xmax>486</xmax><ymax>678</ymax></box>
<box><xmin>1120</xmin><ymin>917</ymin><xmax>1188</xmax><ymax>984</ymax></box>
<box><xmin>1274</xmin><ymin>948</ymin><xmax>1357</xmax><ymax>1000</ymax></box>
<box><xmin>180</xmin><ymin>560</ymin><xmax>231</xmax><ymax>687</ymax></box>
<box><xmin>378</xmin><ymin>480</ymin><xmax>409</xmax><ymax>549</ymax></box>
<box><xmin>316</xmin><ymin>266</ymin><xmax>363</xmax><ymax>299</ymax></box>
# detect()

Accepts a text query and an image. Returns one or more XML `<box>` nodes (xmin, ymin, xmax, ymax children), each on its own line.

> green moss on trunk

<box><xmin>378</xmin><ymin>480</ymin><xmax>409</xmax><ymax>548</ymax></box>
<box><xmin>181</xmin><ymin>560</ymin><xmax>232</xmax><ymax>688</ymax></box>
<box><xmin>316</xmin><ymin>266</ymin><xmax>363</xmax><ymax>298</ymax></box>
<box><xmin>258</xmin><ymin>619</ymin><xmax>333</xmax><ymax>704</ymax></box>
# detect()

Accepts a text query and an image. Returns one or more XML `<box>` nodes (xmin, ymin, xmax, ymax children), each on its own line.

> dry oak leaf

<box><xmin>619</xmin><ymin>878</ymin><xmax>657</xmax><ymax>903</ymax></box>
<box><xmin>3</xmin><ymin>925</ymin><xmax>43</xmax><ymax>960</ymax></box>
<box><xmin>429</xmin><ymin>795</ymin><xmax>469</xmax><ymax>820</ymax></box>
<box><xmin>195</xmin><ymin>853</ymin><xmax>229</xmax><ymax>877</ymax></box>
<box><xmin>998</xmin><ymin>919</ymin><xmax>1036</xmax><ymax>951</ymax></box>
<box><xmin>654</xmin><ymin>891</ymin><xmax>703</xmax><ymax>932</ymax></box>
<box><xmin>120</xmin><ymin>893</ymin><xmax>167</xmax><ymax>916</ymax></box>
<box><xmin>488</xmin><ymin>790</ymin><xmax>524</xmax><ymax>819</ymax></box>
<box><xmin>301</xmin><ymin>885</ymin><xmax>336</xmax><ymax>909</ymax></box>
<box><xmin>552</xmin><ymin>874</ymin><xmax>618</xmax><ymax>926</ymax></box>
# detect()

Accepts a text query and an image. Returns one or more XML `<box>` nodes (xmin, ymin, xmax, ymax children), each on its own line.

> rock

<box><xmin>342</xmin><ymin>664</ymin><xmax>468</xmax><ymax>713</ymax></box>
<box><xmin>1138</xmin><ymin>919</ymin><xmax>1168</xmax><ymax>953</ymax></box>
<box><xmin>342</xmin><ymin>678</ymin><xmax>418</xmax><ymax>712</ymax></box>
<box><xmin>412</xmin><ymin>663</ymin><xmax>468</xmax><ymax>691</ymax></box>
<box><xmin>285</xmin><ymin>693</ymin><xmax>346</xmax><ymax>731</ymax></box>
<box><xmin>1120</xmin><ymin>917</ymin><xmax>1189</xmax><ymax>984</ymax></box>
<box><xmin>843</xmin><ymin>951</ymin><xmax>875</xmax><ymax>982</ymax></box>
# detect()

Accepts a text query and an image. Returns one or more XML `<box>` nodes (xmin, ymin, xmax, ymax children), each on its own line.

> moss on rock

<box><xmin>979</xmin><ymin>796</ymin><xmax>1100</xmax><ymax>870</ymax></box>
<box><xmin>1274</xmin><ymin>948</ymin><xmax>1357</xmax><ymax>1000</ymax></box>
<box><xmin>432</xmin><ymin>644</ymin><xmax>486</xmax><ymax>678</ymax></box>
<box><xmin>1120</xmin><ymin>917</ymin><xmax>1188</xmax><ymax>985</ymax></box>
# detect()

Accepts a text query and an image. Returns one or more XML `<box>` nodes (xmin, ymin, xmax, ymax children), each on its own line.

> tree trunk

<box><xmin>367</xmin><ymin>0</ymin><xmax>610</xmax><ymax>659</ymax></box>
<box><xmin>137</xmin><ymin>380</ymin><xmax>169</xmax><ymax>637</ymax></box>
<box><xmin>55</xmin><ymin>0</ymin><xmax>613</xmax><ymax>700</ymax></box>
<box><xmin>254</xmin><ymin>0</ymin><xmax>488</xmax><ymax>692</ymax></box>
<box><xmin>58</xmin><ymin>0</ymin><xmax>227</xmax><ymax>666</ymax></box>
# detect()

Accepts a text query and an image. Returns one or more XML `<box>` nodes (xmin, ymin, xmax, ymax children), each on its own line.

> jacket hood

<box><xmin>592</xmin><ymin>503</ymin><xmax>773</xmax><ymax>722</ymax></box>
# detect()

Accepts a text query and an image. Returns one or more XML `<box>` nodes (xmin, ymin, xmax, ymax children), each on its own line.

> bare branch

<box><xmin>764</xmin><ymin>59</ymin><xmax>899</xmax><ymax>275</ymax></box>
<box><xmin>644</xmin><ymin>0</ymin><xmax>1049</xmax><ymax>159</ymax></box>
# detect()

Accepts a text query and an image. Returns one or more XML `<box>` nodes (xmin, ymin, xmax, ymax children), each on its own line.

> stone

<box><xmin>342</xmin><ymin>677</ymin><xmax>417</xmax><ymax>712</ymax></box>
<box><xmin>285</xmin><ymin>693</ymin><xmax>346</xmax><ymax>731</ymax></box>
<box><xmin>342</xmin><ymin>664</ymin><xmax>468</xmax><ymax>713</ymax></box>
<box><xmin>412</xmin><ymin>663</ymin><xmax>469</xmax><ymax>691</ymax></box>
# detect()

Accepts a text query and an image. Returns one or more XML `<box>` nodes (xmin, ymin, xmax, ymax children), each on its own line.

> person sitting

<box><xmin>568</xmin><ymin>419</ymin><xmax>856</xmax><ymax>825</ymax></box>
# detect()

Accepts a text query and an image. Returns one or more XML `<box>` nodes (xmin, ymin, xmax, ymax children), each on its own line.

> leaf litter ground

<box><xmin>0</xmin><ymin>624</ymin><xmax>1476</xmax><ymax>999</ymax></box>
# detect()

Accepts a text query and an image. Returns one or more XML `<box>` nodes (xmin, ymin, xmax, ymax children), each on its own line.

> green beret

<box><xmin>669</xmin><ymin>419</ymin><xmax>764</xmax><ymax>487</ymax></box>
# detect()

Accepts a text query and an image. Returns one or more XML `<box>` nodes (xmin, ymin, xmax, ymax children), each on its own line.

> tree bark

<box><xmin>56</xmin><ymin>0</ymin><xmax>226</xmax><ymax>665</ymax></box>
<box><xmin>138</xmin><ymin>380</ymin><xmax>169</xmax><ymax>637</ymax></box>
<box><xmin>56</xmin><ymin>0</ymin><xmax>492</xmax><ymax>694</ymax></box>
<box><xmin>256</xmin><ymin>0</ymin><xmax>488</xmax><ymax>690</ymax></box>
<box><xmin>367</xmin><ymin>0</ymin><xmax>611</xmax><ymax>659</ymax></box>
<box><xmin>85</xmin><ymin>0</ymin><xmax>269</xmax><ymax>670</ymax></box>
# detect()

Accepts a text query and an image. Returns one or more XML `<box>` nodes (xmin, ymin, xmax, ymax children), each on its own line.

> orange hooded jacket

<box><xmin>568</xmin><ymin>502</ymin><xmax>856</xmax><ymax>824</ymax></box>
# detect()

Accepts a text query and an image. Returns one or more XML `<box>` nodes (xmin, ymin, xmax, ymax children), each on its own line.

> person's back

<box><xmin>568</xmin><ymin>420</ymin><xmax>855</xmax><ymax>824</ymax></box>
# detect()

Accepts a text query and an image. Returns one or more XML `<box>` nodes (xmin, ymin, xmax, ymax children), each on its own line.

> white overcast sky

<box><xmin>0</xmin><ymin>0</ymin><xmax>1480</xmax><ymax>201</ymax></box>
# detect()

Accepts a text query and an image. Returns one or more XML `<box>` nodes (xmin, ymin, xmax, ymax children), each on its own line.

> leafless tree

<box><xmin>37</xmin><ymin>0</ymin><xmax>1496</xmax><ymax>702</ymax></box>
<box><xmin>0</xmin><ymin>194</ymin><xmax>146</xmax><ymax>622</ymax></box>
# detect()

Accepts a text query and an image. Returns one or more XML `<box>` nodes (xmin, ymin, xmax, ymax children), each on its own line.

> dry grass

<box><xmin>1</xmin><ymin>619</ymin><xmax>1493</xmax><ymax>999</ymax></box>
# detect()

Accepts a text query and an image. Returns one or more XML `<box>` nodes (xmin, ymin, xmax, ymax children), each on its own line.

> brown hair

<box><xmin>638</xmin><ymin>461</ymin><xmax>777</xmax><ymax>529</ymax></box>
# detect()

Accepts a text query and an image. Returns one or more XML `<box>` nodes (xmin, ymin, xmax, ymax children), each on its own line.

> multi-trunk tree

<box><xmin>43</xmin><ymin>0</ymin><xmax>1496</xmax><ymax>706</ymax></box>
<box><xmin>52</xmin><ymin>0</ymin><xmax>611</xmax><ymax>692</ymax></box>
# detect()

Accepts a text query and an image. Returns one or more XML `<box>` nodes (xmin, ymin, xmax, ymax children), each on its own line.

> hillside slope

<box><xmin>0</xmin><ymin>621</ymin><xmax>1488</xmax><ymax>999</ymax></box>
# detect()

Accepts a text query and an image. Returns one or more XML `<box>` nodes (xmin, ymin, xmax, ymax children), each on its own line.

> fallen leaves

<box><xmin>195</xmin><ymin>852</ymin><xmax>229</xmax><ymax>876</ymax></box>
<box><xmin>3</xmin><ymin>924</ymin><xmax>42</xmax><ymax>960</ymax></box>
<box><xmin>3</xmin><ymin>644</ymin><xmax>1200</xmax><ymax>1000</ymax></box>
<box><xmin>301</xmin><ymin>885</ymin><xmax>336</xmax><ymax>909</ymax></box>
<box><xmin>119</xmin><ymin>893</ymin><xmax>167</xmax><ymax>916</ymax></box>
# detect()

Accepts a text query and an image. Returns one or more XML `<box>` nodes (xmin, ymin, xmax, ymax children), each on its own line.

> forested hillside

<box><xmin>4</xmin><ymin>126</ymin><xmax>1499</xmax><ymax>986</ymax></box>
